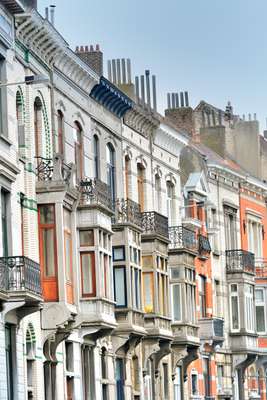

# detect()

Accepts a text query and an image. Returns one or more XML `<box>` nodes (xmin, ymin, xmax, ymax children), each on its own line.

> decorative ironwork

<box><xmin>79</xmin><ymin>177</ymin><xmax>112</xmax><ymax>210</ymax></box>
<box><xmin>113</xmin><ymin>198</ymin><xmax>142</xmax><ymax>227</ymax></box>
<box><xmin>0</xmin><ymin>256</ymin><xmax>42</xmax><ymax>295</ymax></box>
<box><xmin>141</xmin><ymin>211</ymin><xmax>168</xmax><ymax>239</ymax></box>
<box><xmin>36</xmin><ymin>157</ymin><xmax>53</xmax><ymax>181</ymax></box>
<box><xmin>169</xmin><ymin>226</ymin><xmax>197</xmax><ymax>251</ymax></box>
<box><xmin>35</xmin><ymin>157</ymin><xmax>72</xmax><ymax>183</ymax></box>
<box><xmin>225</xmin><ymin>250</ymin><xmax>255</xmax><ymax>274</ymax></box>
<box><xmin>198</xmin><ymin>234</ymin><xmax>211</xmax><ymax>254</ymax></box>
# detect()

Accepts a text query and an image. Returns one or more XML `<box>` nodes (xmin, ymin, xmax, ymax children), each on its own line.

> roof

<box><xmin>1</xmin><ymin>0</ymin><xmax>25</xmax><ymax>13</ymax></box>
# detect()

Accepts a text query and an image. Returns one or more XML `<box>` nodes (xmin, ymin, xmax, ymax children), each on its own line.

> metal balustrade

<box><xmin>169</xmin><ymin>225</ymin><xmax>197</xmax><ymax>252</ymax></box>
<box><xmin>79</xmin><ymin>177</ymin><xmax>112</xmax><ymax>210</ymax></box>
<box><xmin>0</xmin><ymin>256</ymin><xmax>42</xmax><ymax>295</ymax></box>
<box><xmin>225</xmin><ymin>249</ymin><xmax>255</xmax><ymax>274</ymax></box>
<box><xmin>141</xmin><ymin>211</ymin><xmax>169</xmax><ymax>239</ymax></box>
<box><xmin>35</xmin><ymin>156</ymin><xmax>72</xmax><ymax>183</ymax></box>
<box><xmin>198</xmin><ymin>234</ymin><xmax>211</xmax><ymax>254</ymax></box>
<box><xmin>112</xmin><ymin>198</ymin><xmax>142</xmax><ymax>227</ymax></box>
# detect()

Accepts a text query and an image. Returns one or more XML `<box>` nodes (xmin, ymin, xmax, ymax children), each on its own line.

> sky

<box><xmin>38</xmin><ymin>0</ymin><xmax>267</xmax><ymax>131</ymax></box>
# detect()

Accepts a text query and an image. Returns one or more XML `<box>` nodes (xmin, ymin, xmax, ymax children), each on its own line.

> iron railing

<box><xmin>141</xmin><ymin>211</ymin><xmax>169</xmax><ymax>239</ymax></box>
<box><xmin>35</xmin><ymin>156</ymin><xmax>72</xmax><ymax>183</ymax></box>
<box><xmin>225</xmin><ymin>250</ymin><xmax>255</xmax><ymax>274</ymax></box>
<box><xmin>169</xmin><ymin>226</ymin><xmax>197</xmax><ymax>251</ymax></box>
<box><xmin>198</xmin><ymin>234</ymin><xmax>211</xmax><ymax>254</ymax></box>
<box><xmin>112</xmin><ymin>198</ymin><xmax>142</xmax><ymax>227</ymax></box>
<box><xmin>79</xmin><ymin>177</ymin><xmax>112</xmax><ymax>210</ymax></box>
<box><xmin>0</xmin><ymin>256</ymin><xmax>42</xmax><ymax>295</ymax></box>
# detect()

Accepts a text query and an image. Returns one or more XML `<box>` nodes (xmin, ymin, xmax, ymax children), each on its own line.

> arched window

<box><xmin>166</xmin><ymin>181</ymin><xmax>175</xmax><ymax>226</ymax></box>
<box><xmin>106</xmin><ymin>143</ymin><xmax>116</xmax><ymax>204</ymax></box>
<box><xmin>125</xmin><ymin>156</ymin><xmax>131</xmax><ymax>199</ymax></box>
<box><xmin>25</xmin><ymin>323</ymin><xmax>36</xmax><ymax>399</ymax></box>
<box><xmin>34</xmin><ymin>97</ymin><xmax>43</xmax><ymax>158</ymax></box>
<box><xmin>16</xmin><ymin>90</ymin><xmax>25</xmax><ymax>147</ymax></box>
<box><xmin>137</xmin><ymin>164</ymin><xmax>145</xmax><ymax>212</ymax></box>
<box><xmin>132</xmin><ymin>356</ymin><xmax>140</xmax><ymax>392</ymax></box>
<box><xmin>93</xmin><ymin>134</ymin><xmax>99</xmax><ymax>179</ymax></box>
<box><xmin>155</xmin><ymin>175</ymin><xmax>161</xmax><ymax>213</ymax></box>
<box><xmin>57</xmin><ymin>110</ymin><xmax>64</xmax><ymax>156</ymax></box>
<box><xmin>74</xmin><ymin>121</ymin><xmax>83</xmax><ymax>182</ymax></box>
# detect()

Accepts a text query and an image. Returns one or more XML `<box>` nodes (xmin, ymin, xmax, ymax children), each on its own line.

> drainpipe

<box><xmin>50</xmin><ymin>69</ymin><xmax>56</xmax><ymax>156</ymax></box>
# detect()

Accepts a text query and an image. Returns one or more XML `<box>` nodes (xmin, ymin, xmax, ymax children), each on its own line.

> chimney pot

<box><xmin>75</xmin><ymin>46</ymin><xmax>79</xmax><ymax>52</ymax></box>
<box><xmin>90</xmin><ymin>45</ymin><xmax>94</xmax><ymax>51</ymax></box>
<box><xmin>96</xmin><ymin>44</ymin><xmax>100</xmax><ymax>51</ymax></box>
<box><xmin>85</xmin><ymin>45</ymin><xmax>89</xmax><ymax>52</ymax></box>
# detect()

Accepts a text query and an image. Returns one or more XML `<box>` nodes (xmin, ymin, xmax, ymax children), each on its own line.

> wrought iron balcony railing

<box><xmin>79</xmin><ymin>177</ymin><xmax>112</xmax><ymax>210</ymax></box>
<box><xmin>169</xmin><ymin>226</ymin><xmax>197</xmax><ymax>252</ymax></box>
<box><xmin>225</xmin><ymin>250</ymin><xmax>255</xmax><ymax>274</ymax></box>
<box><xmin>198</xmin><ymin>234</ymin><xmax>211</xmax><ymax>255</ymax></box>
<box><xmin>35</xmin><ymin>156</ymin><xmax>72</xmax><ymax>183</ymax></box>
<box><xmin>141</xmin><ymin>211</ymin><xmax>169</xmax><ymax>239</ymax></box>
<box><xmin>0</xmin><ymin>256</ymin><xmax>42</xmax><ymax>296</ymax></box>
<box><xmin>112</xmin><ymin>198</ymin><xmax>142</xmax><ymax>227</ymax></box>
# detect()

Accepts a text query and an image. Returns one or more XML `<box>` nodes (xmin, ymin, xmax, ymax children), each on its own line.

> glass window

<box><xmin>82</xmin><ymin>345</ymin><xmax>95</xmax><ymax>400</ymax></box>
<box><xmin>230</xmin><ymin>284</ymin><xmax>239</xmax><ymax>330</ymax></box>
<box><xmin>64</xmin><ymin>209</ymin><xmax>72</xmax><ymax>283</ymax></box>
<box><xmin>93</xmin><ymin>135</ymin><xmax>99</xmax><ymax>179</ymax></box>
<box><xmin>79</xmin><ymin>230</ymin><xmax>94</xmax><ymax>247</ymax></box>
<box><xmin>114</xmin><ymin>267</ymin><xmax>126</xmax><ymax>307</ymax></box>
<box><xmin>174</xmin><ymin>366</ymin><xmax>182</xmax><ymax>400</ymax></box>
<box><xmin>38</xmin><ymin>205</ymin><xmax>56</xmax><ymax>278</ymax></box>
<box><xmin>115</xmin><ymin>358</ymin><xmax>125</xmax><ymax>400</ymax></box>
<box><xmin>39</xmin><ymin>205</ymin><xmax>55</xmax><ymax>224</ymax></box>
<box><xmin>80</xmin><ymin>252</ymin><xmax>95</xmax><ymax>297</ymax></box>
<box><xmin>137</xmin><ymin>164</ymin><xmax>145</xmax><ymax>212</ymax></box>
<box><xmin>113</xmin><ymin>246</ymin><xmax>125</xmax><ymax>261</ymax></box>
<box><xmin>163</xmin><ymin>364</ymin><xmax>169</xmax><ymax>399</ymax></box>
<box><xmin>256</xmin><ymin>289</ymin><xmax>266</xmax><ymax>333</ymax></box>
<box><xmin>199</xmin><ymin>275</ymin><xmax>206</xmax><ymax>318</ymax></box>
<box><xmin>166</xmin><ymin>181</ymin><xmax>175</xmax><ymax>226</ymax></box>
<box><xmin>217</xmin><ymin>365</ymin><xmax>224</xmax><ymax>392</ymax></box>
<box><xmin>245</xmin><ymin>284</ymin><xmax>255</xmax><ymax>332</ymax></box>
<box><xmin>106</xmin><ymin>143</ymin><xmax>116</xmax><ymax>204</ymax></box>
<box><xmin>5</xmin><ymin>324</ymin><xmax>14</xmax><ymax>400</ymax></box>
<box><xmin>34</xmin><ymin>97</ymin><xmax>43</xmax><ymax>159</ymax></box>
<box><xmin>143</xmin><ymin>272</ymin><xmax>154</xmax><ymax>313</ymax></box>
<box><xmin>132</xmin><ymin>267</ymin><xmax>141</xmax><ymax>310</ymax></box>
<box><xmin>74</xmin><ymin>121</ymin><xmax>83</xmax><ymax>182</ymax></box>
<box><xmin>224</xmin><ymin>206</ymin><xmax>237</xmax><ymax>250</ymax></box>
<box><xmin>155</xmin><ymin>175</ymin><xmax>161</xmax><ymax>213</ymax></box>
<box><xmin>172</xmin><ymin>284</ymin><xmax>182</xmax><ymax>321</ymax></box>
<box><xmin>191</xmin><ymin>372</ymin><xmax>198</xmax><ymax>395</ymax></box>
<box><xmin>57</xmin><ymin>110</ymin><xmax>64</xmax><ymax>156</ymax></box>
<box><xmin>125</xmin><ymin>157</ymin><xmax>130</xmax><ymax>199</ymax></box>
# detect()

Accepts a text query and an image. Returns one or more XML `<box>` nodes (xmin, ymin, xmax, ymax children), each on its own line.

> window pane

<box><xmin>256</xmin><ymin>305</ymin><xmax>265</xmax><ymax>332</ymax></box>
<box><xmin>65</xmin><ymin>233</ymin><xmax>72</xmax><ymax>281</ymax></box>
<box><xmin>40</xmin><ymin>205</ymin><xmax>54</xmax><ymax>224</ymax></box>
<box><xmin>256</xmin><ymin>289</ymin><xmax>264</xmax><ymax>302</ymax></box>
<box><xmin>173</xmin><ymin>284</ymin><xmax>181</xmax><ymax>321</ymax></box>
<box><xmin>113</xmin><ymin>247</ymin><xmax>125</xmax><ymax>261</ymax></box>
<box><xmin>42</xmin><ymin>228</ymin><xmax>55</xmax><ymax>277</ymax></box>
<box><xmin>63</xmin><ymin>208</ymin><xmax>71</xmax><ymax>230</ymax></box>
<box><xmin>114</xmin><ymin>267</ymin><xmax>126</xmax><ymax>306</ymax></box>
<box><xmin>79</xmin><ymin>230</ymin><xmax>94</xmax><ymax>246</ymax></box>
<box><xmin>81</xmin><ymin>253</ymin><xmax>95</xmax><ymax>296</ymax></box>
<box><xmin>144</xmin><ymin>273</ymin><xmax>153</xmax><ymax>313</ymax></box>
<box><xmin>231</xmin><ymin>296</ymin><xmax>239</xmax><ymax>330</ymax></box>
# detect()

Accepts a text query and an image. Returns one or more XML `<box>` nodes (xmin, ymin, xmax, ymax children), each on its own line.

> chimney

<box><xmin>50</xmin><ymin>5</ymin><xmax>56</xmax><ymax>26</ymax></box>
<box><xmin>164</xmin><ymin>91</ymin><xmax>194</xmax><ymax>136</ymax></box>
<box><xmin>24</xmin><ymin>0</ymin><xmax>38</xmax><ymax>9</ymax></box>
<box><xmin>75</xmin><ymin>44</ymin><xmax>103</xmax><ymax>76</ymax></box>
<box><xmin>134</xmin><ymin>69</ymin><xmax>158</xmax><ymax>111</ymax></box>
<box><xmin>45</xmin><ymin>7</ymin><xmax>49</xmax><ymax>19</ymax></box>
<box><xmin>107</xmin><ymin>58</ymin><xmax>135</xmax><ymax>100</ymax></box>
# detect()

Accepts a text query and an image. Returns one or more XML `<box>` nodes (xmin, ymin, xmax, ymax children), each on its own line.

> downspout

<box><xmin>50</xmin><ymin>68</ymin><xmax>56</xmax><ymax>156</ymax></box>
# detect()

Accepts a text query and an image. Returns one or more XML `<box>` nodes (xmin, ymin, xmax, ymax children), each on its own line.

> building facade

<box><xmin>0</xmin><ymin>1</ymin><xmax>267</xmax><ymax>399</ymax></box>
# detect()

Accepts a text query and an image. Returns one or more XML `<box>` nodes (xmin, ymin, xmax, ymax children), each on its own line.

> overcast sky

<box><xmin>38</xmin><ymin>0</ymin><xmax>267</xmax><ymax>130</ymax></box>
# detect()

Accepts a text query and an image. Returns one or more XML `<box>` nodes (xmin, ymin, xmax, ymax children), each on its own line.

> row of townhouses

<box><xmin>1</xmin><ymin>0</ymin><xmax>267</xmax><ymax>399</ymax></box>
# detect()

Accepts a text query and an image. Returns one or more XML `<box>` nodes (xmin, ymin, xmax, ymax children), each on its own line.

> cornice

<box><xmin>124</xmin><ymin>103</ymin><xmax>160</xmax><ymax>137</ymax></box>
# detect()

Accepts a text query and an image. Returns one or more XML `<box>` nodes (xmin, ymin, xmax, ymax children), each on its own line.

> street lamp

<box><xmin>0</xmin><ymin>74</ymin><xmax>50</xmax><ymax>88</ymax></box>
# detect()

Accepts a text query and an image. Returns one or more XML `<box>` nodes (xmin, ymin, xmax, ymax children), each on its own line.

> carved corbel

<box><xmin>153</xmin><ymin>340</ymin><xmax>171</xmax><ymax>378</ymax></box>
<box><xmin>171</xmin><ymin>345</ymin><xmax>188</xmax><ymax>380</ymax></box>
<box><xmin>142</xmin><ymin>338</ymin><xmax>160</xmax><ymax>376</ymax></box>
<box><xmin>183</xmin><ymin>347</ymin><xmax>199</xmax><ymax>382</ymax></box>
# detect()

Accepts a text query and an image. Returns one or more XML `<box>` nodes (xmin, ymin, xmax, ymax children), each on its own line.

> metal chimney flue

<box><xmin>152</xmin><ymin>75</ymin><xmax>157</xmax><ymax>111</ymax></box>
<box><xmin>140</xmin><ymin>75</ymin><xmax>145</xmax><ymax>105</ymax></box>
<box><xmin>50</xmin><ymin>5</ymin><xmax>56</xmax><ymax>26</ymax></box>
<box><xmin>45</xmin><ymin>7</ymin><xmax>49</xmax><ymax>19</ymax></box>
<box><xmin>180</xmin><ymin>92</ymin><xmax>184</xmax><ymax>107</ymax></box>
<box><xmin>145</xmin><ymin>70</ymin><xmax>151</xmax><ymax>108</ymax></box>
<box><xmin>184</xmin><ymin>91</ymin><xmax>189</xmax><ymax>107</ymax></box>
<box><xmin>135</xmin><ymin>76</ymin><xmax>140</xmax><ymax>103</ymax></box>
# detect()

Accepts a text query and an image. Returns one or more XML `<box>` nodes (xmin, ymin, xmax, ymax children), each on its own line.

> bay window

<box><xmin>80</xmin><ymin>252</ymin><xmax>96</xmax><ymax>297</ymax></box>
<box><xmin>132</xmin><ymin>267</ymin><xmax>141</xmax><ymax>310</ymax></box>
<box><xmin>172</xmin><ymin>284</ymin><xmax>182</xmax><ymax>322</ymax></box>
<box><xmin>143</xmin><ymin>272</ymin><xmax>154</xmax><ymax>313</ymax></box>
<box><xmin>230</xmin><ymin>284</ymin><xmax>239</xmax><ymax>331</ymax></box>
<box><xmin>199</xmin><ymin>275</ymin><xmax>206</xmax><ymax>318</ymax></box>
<box><xmin>114</xmin><ymin>266</ymin><xmax>127</xmax><ymax>307</ymax></box>
<box><xmin>256</xmin><ymin>289</ymin><xmax>266</xmax><ymax>333</ymax></box>
<box><xmin>64</xmin><ymin>208</ymin><xmax>72</xmax><ymax>283</ymax></box>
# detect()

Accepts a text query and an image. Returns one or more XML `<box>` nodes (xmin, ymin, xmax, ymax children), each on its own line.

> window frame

<box><xmin>38</xmin><ymin>204</ymin><xmax>57</xmax><ymax>279</ymax></box>
<box><xmin>112</xmin><ymin>246</ymin><xmax>125</xmax><ymax>261</ymax></box>
<box><xmin>80</xmin><ymin>251</ymin><xmax>96</xmax><ymax>298</ymax></box>
<box><xmin>255</xmin><ymin>288</ymin><xmax>266</xmax><ymax>334</ymax></box>
<box><xmin>114</xmin><ymin>266</ymin><xmax>127</xmax><ymax>308</ymax></box>
<box><xmin>230</xmin><ymin>283</ymin><xmax>240</xmax><ymax>332</ymax></box>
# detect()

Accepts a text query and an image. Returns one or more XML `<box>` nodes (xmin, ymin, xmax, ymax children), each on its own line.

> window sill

<box><xmin>212</xmin><ymin>250</ymin><xmax>221</xmax><ymax>257</ymax></box>
<box><xmin>0</xmin><ymin>134</ymin><xmax>12</xmax><ymax>146</ymax></box>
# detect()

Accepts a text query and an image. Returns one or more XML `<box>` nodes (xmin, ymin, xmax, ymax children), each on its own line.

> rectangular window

<box><xmin>82</xmin><ymin>345</ymin><xmax>95</xmax><ymax>400</ymax></box>
<box><xmin>217</xmin><ymin>365</ymin><xmax>224</xmax><ymax>392</ymax></box>
<box><xmin>38</xmin><ymin>205</ymin><xmax>57</xmax><ymax>278</ymax></box>
<box><xmin>256</xmin><ymin>289</ymin><xmax>266</xmax><ymax>333</ymax></box>
<box><xmin>79</xmin><ymin>230</ymin><xmax>94</xmax><ymax>246</ymax></box>
<box><xmin>132</xmin><ymin>267</ymin><xmax>141</xmax><ymax>310</ymax></box>
<box><xmin>113</xmin><ymin>246</ymin><xmax>125</xmax><ymax>261</ymax></box>
<box><xmin>64</xmin><ymin>209</ymin><xmax>72</xmax><ymax>283</ymax></box>
<box><xmin>80</xmin><ymin>252</ymin><xmax>96</xmax><ymax>297</ymax></box>
<box><xmin>191</xmin><ymin>372</ymin><xmax>198</xmax><ymax>395</ymax></box>
<box><xmin>215</xmin><ymin>280</ymin><xmax>221</xmax><ymax>317</ymax></box>
<box><xmin>65</xmin><ymin>341</ymin><xmax>74</xmax><ymax>372</ymax></box>
<box><xmin>199</xmin><ymin>275</ymin><xmax>206</xmax><ymax>318</ymax></box>
<box><xmin>247</xmin><ymin>217</ymin><xmax>263</xmax><ymax>260</ymax></box>
<box><xmin>224</xmin><ymin>206</ymin><xmax>237</xmax><ymax>250</ymax></box>
<box><xmin>143</xmin><ymin>272</ymin><xmax>154</xmax><ymax>313</ymax></box>
<box><xmin>114</xmin><ymin>266</ymin><xmax>127</xmax><ymax>307</ymax></box>
<box><xmin>245</xmin><ymin>284</ymin><xmax>255</xmax><ymax>332</ymax></box>
<box><xmin>1</xmin><ymin>189</ymin><xmax>9</xmax><ymax>257</ymax></box>
<box><xmin>230</xmin><ymin>284</ymin><xmax>239</xmax><ymax>331</ymax></box>
<box><xmin>174</xmin><ymin>367</ymin><xmax>182</xmax><ymax>400</ymax></box>
<box><xmin>186</xmin><ymin>283</ymin><xmax>196</xmax><ymax>324</ymax></box>
<box><xmin>203</xmin><ymin>358</ymin><xmax>210</xmax><ymax>396</ymax></box>
<box><xmin>172</xmin><ymin>284</ymin><xmax>182</xmax><ymax>321</ymax></box>
<box><xmin>5</xmin><ymin>324</ymin><xmax>14</xmax><ymax>400</ymax></box>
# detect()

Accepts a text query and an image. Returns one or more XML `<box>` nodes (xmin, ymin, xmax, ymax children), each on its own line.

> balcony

<box><xmin>36</xmin><ymin>156</ymin><xmax>73</xmax><ymax>184</ymax></box>
<box><xmin>115</xmin><ymin>309</ymin><xmax>146</xmax><ymax>336</ymax></box>
<box><xmin>169</xmin><ymin>226</ymin><xmax>198</xmax><ymax>253</ymax></box>
<box><xmin>198</xmin><ymin>234</ymin><xmax>211</xmax><ymax>256</ymax></box>
<box><xmin>0</xmin><ymin>256</ymin><xmax>42</xmax><ymax>302</ymax></box>
<box><xmin>79</xmin><ymin>177</ymin><xmax>112</xmax><ymax>212</ymax></box>
<box><xmin>172</xmin><ymin>322</ymin><xmax>199</xmax><ymax>347</ymax></box>
<box><xmin>144</xmin><ymin>314</ymin><xmax>173</xmax><ymax>339</ymax></box>
<box><xmin>112</xmin><ymin>198</ymin><xmax>142</xmax><ymax>228</ymax></box>
<box><xmin>141</xmin><ymin>211</ymin><xmax>169</xmax><ymax>240</ymax></box>
<box><xmin>198</xmin><ymin>317</ymin><xmax>224</xmax><ymax>345</ymax></box>
<box><xmin>225</xmin><ymin>250</ymin><xmax>255</xmax><ymax>274</ymax></box>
